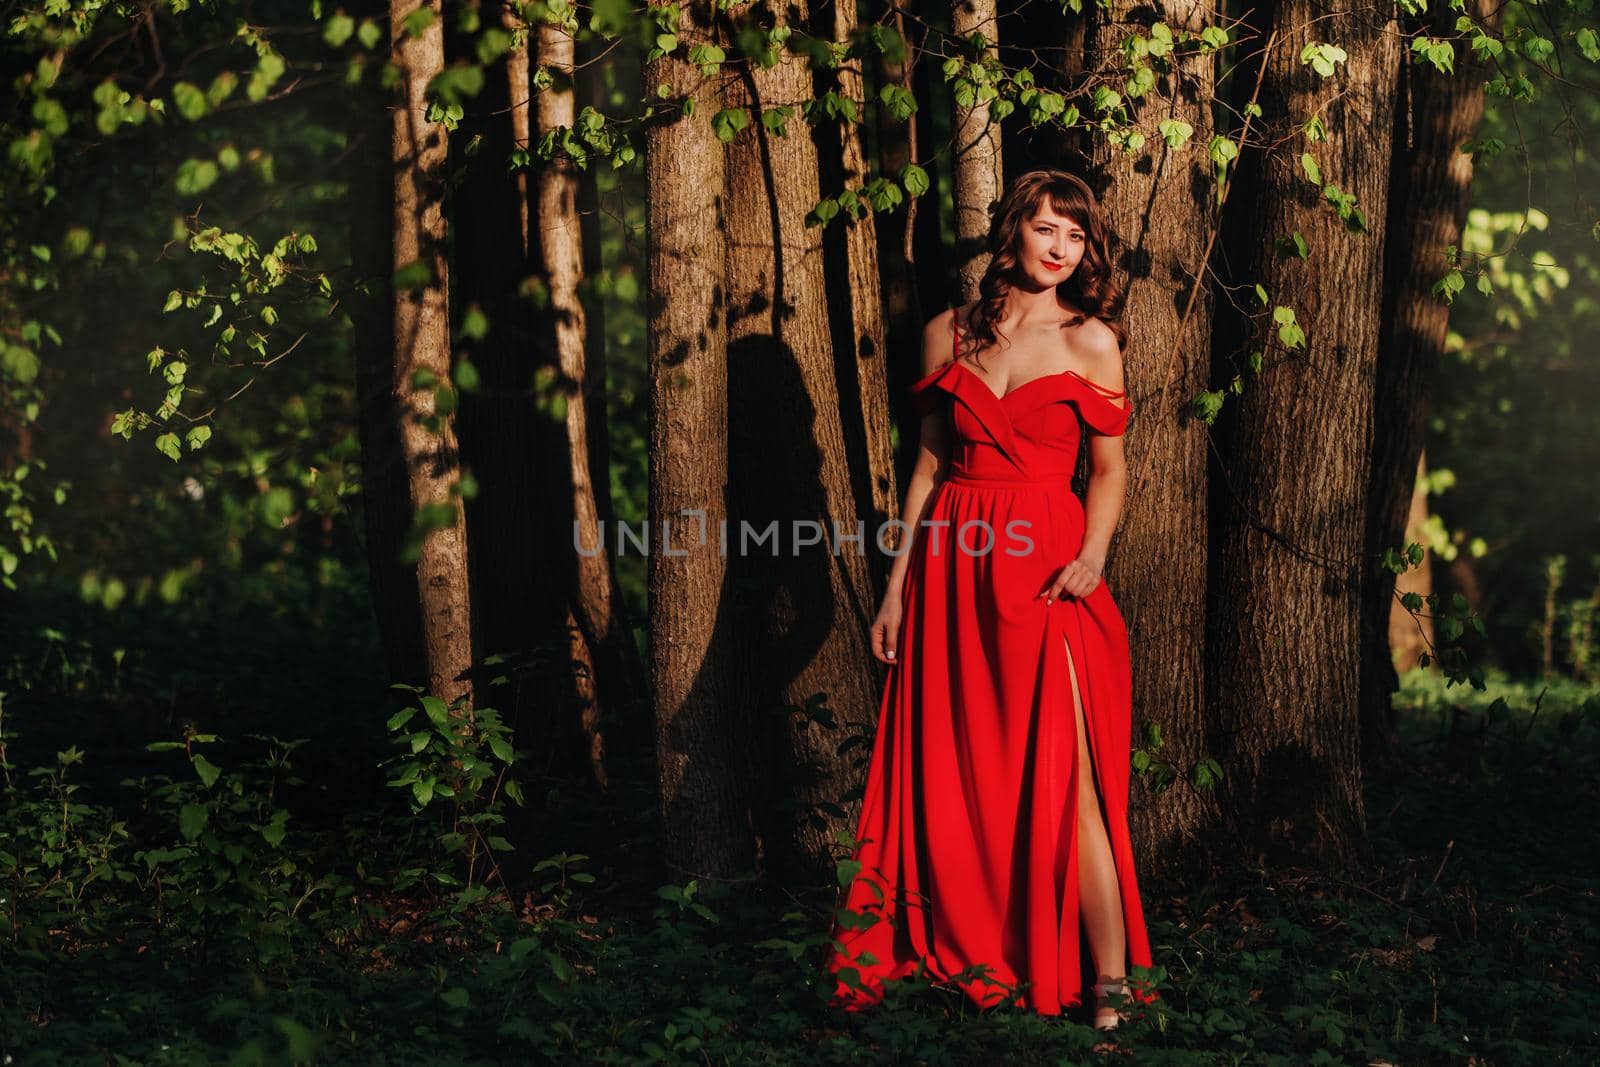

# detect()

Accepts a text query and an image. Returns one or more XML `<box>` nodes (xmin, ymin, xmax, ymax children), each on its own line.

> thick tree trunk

<box><xmin>646</xmin><ymin>1</ymin><xmax>754</xmax><ymax>880</ymax></box>
<box><xmin>1090</xmin><ymin>1</ymin><xmax>1219</xmax><ymax>889</ymax></box>
<box><xmin>814</xmin><ymin>0</ymin><xmax>898</xmax><ymax>593</ymax></box>
<box><xmin>349</xmin><ymin>53</ymin><xmax>426</xmax><ymax>689</ymax></box>
<box><xmin>951</xmin><ymin>0</ymin><xmax>1003</xmax><ymax>298</ymax></box>
<box><xmin>1361</xmin><ymin>0</ymin><xmax>1499</xmax><ymax>766</ymax></box>
<box><xmin>390</xmin><ymin>0</ymin><xmax>473</xmax><ymax>711</ymax></box>
<box><xmin>1208</xmin><ymin>3</ymin><xmax>1399</xmax><ymax>865</ymax></box>
<box><xmin>722</xmin><ymin>0</ymin><xmax>883</xmax><ymax>882</ymax></box>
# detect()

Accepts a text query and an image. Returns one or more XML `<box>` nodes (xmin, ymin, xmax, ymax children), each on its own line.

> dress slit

<box><xmin>1061</xmin><ymin>624</ymin><xmax>1128</xmax><ymax>985</ymax></box>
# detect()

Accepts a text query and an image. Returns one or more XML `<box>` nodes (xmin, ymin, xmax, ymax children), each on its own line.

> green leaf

<box><xmin>154</xmin><ymin>433</ymin><xmax>182</xmax><ymax>461</ymax></box>
<box><xmin>1299</xmin><ymin>42</ymin><xmax>1348</xmax><ymax>77</ymax></box>
<box><xmin>421</xmin><ymin>695</ymin><xmax>450</xmax><ymax>726</ymax></box>
<box><xmin>1272</xmin><ymin>306</ymin><xmax>1305</xmax><ymax>350</ymax></box>
<box><xmin>179</xmin><ymin>803</ymin><xmax>209</xmax><ymax>841</ymax></box>
<box><xmin>1191</xmin><ymin>389</ymin><xmax>1224</xmax><ymax>425</ymax></box>
<box><xmin>1299</xmin><ymin>152</ymin><xmax>1321</xmax><ymax>185</ymax></box>
<box><xmin>324</xmin><ymin>13</ymin><xmax>355</xmax><ymax>47</ymax></box>
<box><xmin>260</xmin><ymin>811</ymin><xmax>289</xmax><ymax>847</ymax></box>
<box><xmin>172</xmin><ymin>82</ymin><xmax>207</xmax><ymax>121</ymax></box>
<box><xmin>1578</xmin><ymin>28</ymin><xmax>1600</xmax><ymax>63</ymax></box>
<box><xmin>191</xmin><ymin>754</ymin><xmax>222</xmax><ymax>789</ymax></box>
<box><xmin>175</xmin><ymin>158</ymin><xmax>220</xmax><ymax>196</ymax></box>
<box><xmin>488</xmin><ymin>735</ymin><xmax>515</xmax><ymax>764</ymax></box>
<box><xmin>460</xmin><ymin>305</ymin><xmax>489</xmax><ymax>341</ymax></box>
<box><xmin>901</xmin><ymin>164</ymin><xmax>930</xmax><ymax>198</ymax></box>
<box><xmin>1158</xmin><ymin>118</ymin><xmax>1193</xmax><ymax>148</ymax></box>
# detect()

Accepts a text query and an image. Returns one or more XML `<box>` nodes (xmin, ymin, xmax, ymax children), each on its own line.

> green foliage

<box><xmin>382</xmin><ymin>685</ymin><xmax>524</xmax><ymax>896</ymax></box>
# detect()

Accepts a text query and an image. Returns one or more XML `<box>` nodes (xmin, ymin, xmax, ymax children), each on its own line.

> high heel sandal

<box><xmin>1092</xmin><ymin>978</ymin><xmax>1131</xmax><ymax>1031</ymax></box>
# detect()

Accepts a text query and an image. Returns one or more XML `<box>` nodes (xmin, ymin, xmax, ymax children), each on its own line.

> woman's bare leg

<box><xmin>1064</xmin><ymin>636</ymin><xmax>1127</xmax><ymax>992</ymax></box>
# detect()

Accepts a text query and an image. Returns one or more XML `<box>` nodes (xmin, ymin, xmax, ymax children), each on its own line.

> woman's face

<box><xmin>1016</xmin><ymin>201</ymin><xmax>1086</xmax><ymax>289</ymax></box>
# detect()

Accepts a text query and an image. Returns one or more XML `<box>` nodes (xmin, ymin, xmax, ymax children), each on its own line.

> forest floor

<box><xmin>1</xmin><ymin>592</ymin><xmax>1596</xmax><ymax>1066</ymax></box>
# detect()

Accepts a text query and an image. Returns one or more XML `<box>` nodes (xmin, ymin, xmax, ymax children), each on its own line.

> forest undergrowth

<box><xmin>1</xmin><ymin>588</ymin><xmax>1595</xmax><ymax>1066</ymax></box>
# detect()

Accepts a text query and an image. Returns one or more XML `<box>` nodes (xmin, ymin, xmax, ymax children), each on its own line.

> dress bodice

<box><xmin>908</xmin><ymin>359</ymin><xmax>1132</xmax><ymax>482</ymax></box>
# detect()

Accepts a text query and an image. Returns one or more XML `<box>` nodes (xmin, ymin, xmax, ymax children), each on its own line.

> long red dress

<box><xmin>824</xmin><ymin>314</ymin><xmax>1156</xmax><ymax>1016</ymax></box>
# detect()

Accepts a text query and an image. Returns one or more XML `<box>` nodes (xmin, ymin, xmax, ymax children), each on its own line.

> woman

<box><xmin>824</xmin><ymin>168</ymin><xmax>1156</xmax><ymax>1028</ymax></box>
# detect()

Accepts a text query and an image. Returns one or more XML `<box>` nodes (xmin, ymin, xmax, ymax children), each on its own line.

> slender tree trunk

<box><xmin>646</xmin><ymin>0</ymin><xmax>754</xmax><ymax>880</ymax></box>
<box><xmin>814</xmin><ymin>0</ymin><xmax>898</xmax><ymax>592</ymax></box>
<box><xmin>1090</xmin><ymin>0</ymin><xmax>1219</xmax><ymax>889</ymax></box>
<box><xmin>877</xmin><ymin>6</ymin><xmax>932</xmax><ymax>483</ymax></box>
<box><xmin>951</xmin><ymin>0</ymin><xmax>1003</xmax><ymax>298</ymax></box>
<box><xmin>450</xmin><ymin>17</ymin><xmax>552</xmax><ymax>739</ymax></box>
<box><xmin>722</xmin><ymin>0</ymin><xmax>883</xmax><ymax>882</ymax></box>
<box><xmin>1361</xmin><ymin>0</ymin><xmax>1500</xmax><ymax>765</ymax></box>
<box><xmin>1209</xmin><ymin>3</ymin><xmax>1399</xmax><ymax>864</ymax></box>
<box><xmin>349</xmin><ymin>51</ymin><xmax>426</xmax><ymax>688</ymax></box>
<box><xmin>535</xmin><ymin>15</ymin><xmax>644</xmax><ymax>791</ymax></box>
<box><xmin>1388</xmin><ymin>449</ymin><xmax>1434</xmax><ymax>672</ymax></box>
<box><xmin>391</xmin><ymin>0</ymin><xmax>473</xmax><ymax>711</ymax></box>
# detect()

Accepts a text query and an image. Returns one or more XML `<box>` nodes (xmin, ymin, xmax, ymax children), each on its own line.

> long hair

<box><xmin>958</xmin><ymin>168</ymin><xmax>1127</xmax><ymax>366</ymax></box>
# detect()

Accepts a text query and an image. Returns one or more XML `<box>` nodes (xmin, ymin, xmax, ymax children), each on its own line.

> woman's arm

<box><xmin>870</xmin><ymin>312</ymin><xmax>957</xmax><ymax>662</ymax></box>
<box><xmin>1043</xmin><ymin>321</ymin><xmax>1128</xmax><ymax>602</ymax></box>
<box><xmin>882</xmin><ymin>312</ymin><xmax>959</xmax><ymax>599</ymax></box>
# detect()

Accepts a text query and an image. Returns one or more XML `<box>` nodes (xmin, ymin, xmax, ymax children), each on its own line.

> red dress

<box><xmin>824</xmin><ymin>315</ymin><xmax>1155</xmax><ymax>1016</ymax></box>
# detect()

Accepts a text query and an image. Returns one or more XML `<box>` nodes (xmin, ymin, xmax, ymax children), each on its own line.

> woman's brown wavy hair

<box><xmin>956</xmin><ymin>168</ymin><xmax>1127</xmax><ymax>367</ymax></box>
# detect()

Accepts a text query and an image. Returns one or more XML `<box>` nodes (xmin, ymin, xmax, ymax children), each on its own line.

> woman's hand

<box><xmin>1040</xmin><ymin>556</ymin><xmax>1103</xmax><ymax>602</ymax></box>
<box><xmin>870</xmin><ymin>594</ymin><xmax>904</xmax><ymax>665</ymax></box>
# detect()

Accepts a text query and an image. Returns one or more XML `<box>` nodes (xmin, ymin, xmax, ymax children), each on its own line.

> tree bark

<box><xmin>1209</xmin><ymin>3</ymin><xmax>1400</xmax><ymax>865</ymax></box>
<box><xmin>722</xmin><ymin>0</ymin><xmax>883</xmax><ymax>882</ymax></box>
<box><xmin>449</xmin><ymin>14</ymin><xmax>552</xmax><ymax>738</ymax></box>
<box><xmin>1361</xmin><ymin>0</ymin><xmax>1499</xmax><ymax>766</ymax></box>
<box><xmin>349</xmin><ymin>47</ymin><xmax>426</xmax><ymax>690</ymax></box>
<box><xmin>391</xmin><ymin>0</ymin><xmax>473</xmax><ymax>711</ymax></box>
<box><xmin>646</xmin><ymin>0</ymin><xmax>755</xmax><ymax>880</ymax></box>
<box><xmin>876</xmin><ymin>8</ymin><xmax>935</xmax><ymax>483</ymax></box>
<box><xmin>535</xmin><ymin>14</ymin><xmax>647</xmax><ymax>791</ymax></box>
<box><xmin>951</xmin><ymin>0</ymin><xmax>1003</xmax><ymax>299</ymax></box>
<box><xmin>813</xmin><ymin>0</ymin><xmax>898</xmax><ymax>593</ymax></box>
<box><xmin>1089</xmin><ymin>0</ymin><xmax>1219</xmax><ymax>889</ymax></box>
<box><xmin>1387</xmin><ymin>449</ymin><xmax>1434</xmax><ymax>673</ymax></box>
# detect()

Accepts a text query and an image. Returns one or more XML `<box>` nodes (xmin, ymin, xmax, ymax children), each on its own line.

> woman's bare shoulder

<box><xmin>920</xmin><ymin>307</ymin><xmax>961</xmax><ymax>374</ymax></box>
<box><xmin>1071</xmin><ymin>317</ymin><xmax>1125</xmax><ymax>392</ymax></box>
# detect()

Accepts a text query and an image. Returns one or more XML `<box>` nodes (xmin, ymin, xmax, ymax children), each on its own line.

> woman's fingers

<box><xmin>870</xmin><ymin>619</ymin><xmax>899</xmax><ymax>664</ymax></box>
<box><xmin>1042</xmin><ymin>562</ymin><xmax>1102</xmax><ymax>602</ymax></box>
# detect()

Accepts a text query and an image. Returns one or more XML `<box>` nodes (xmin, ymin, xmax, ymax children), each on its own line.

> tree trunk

<box><xmin>1089</xmin><ymin>0</ymin><xmax>1219</xmax><ymax>890</ymax></box>
<box><xmin>449</xmin><ymin>15</ymin><xmax>553</xmax><ymax>738</ymax></box>
<box><xmin>535</xmin><ymin>15</ymin><xmax>646</xmax><ymax>791</ymax></box>
<box><xmin>1208</xmin><ymin>3</ymin><xmax>1399</xmax><ymax>865</ymax></box>
<box><xmin>1361</xmin><ymin>0</ymin><xmax>1500</xmax><ymax>765</ymax></box>
<box><xmin>1388</xmin><ymin>450</ymin><xmax>1434</xmax><ymax>673</ymax></box>
<box><xmin>722</xmin><ymin>0</ymin><xmax>883</xmax><ymax>882</ymax></box>
<box><xmin>349</xmin><ymin>50</ymin><xmax>426</xmax><ymax>689</ymax></box>
<box><xmin>813</xmin><ymin>0</ymin><xmax>898</xmax><ymax>593</ymax></box>
<box><xmin>951</xmin><ymin>0</ymin><xmax>1003</xmax><ymax>298</ymax></box>
<box><xmin>390</xmin><ymin>0</ymin><xmax>473</xmax><ymax>711</ymax></box>
<box><xmin>646</xmin><ymin>1</ymin><xmax>755</xmax><ymax>880</ymax></box>
<box><xmin>876</xmin><ymin>7</ymin><xmax>933</xmax><ymax>483</ymax></box>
